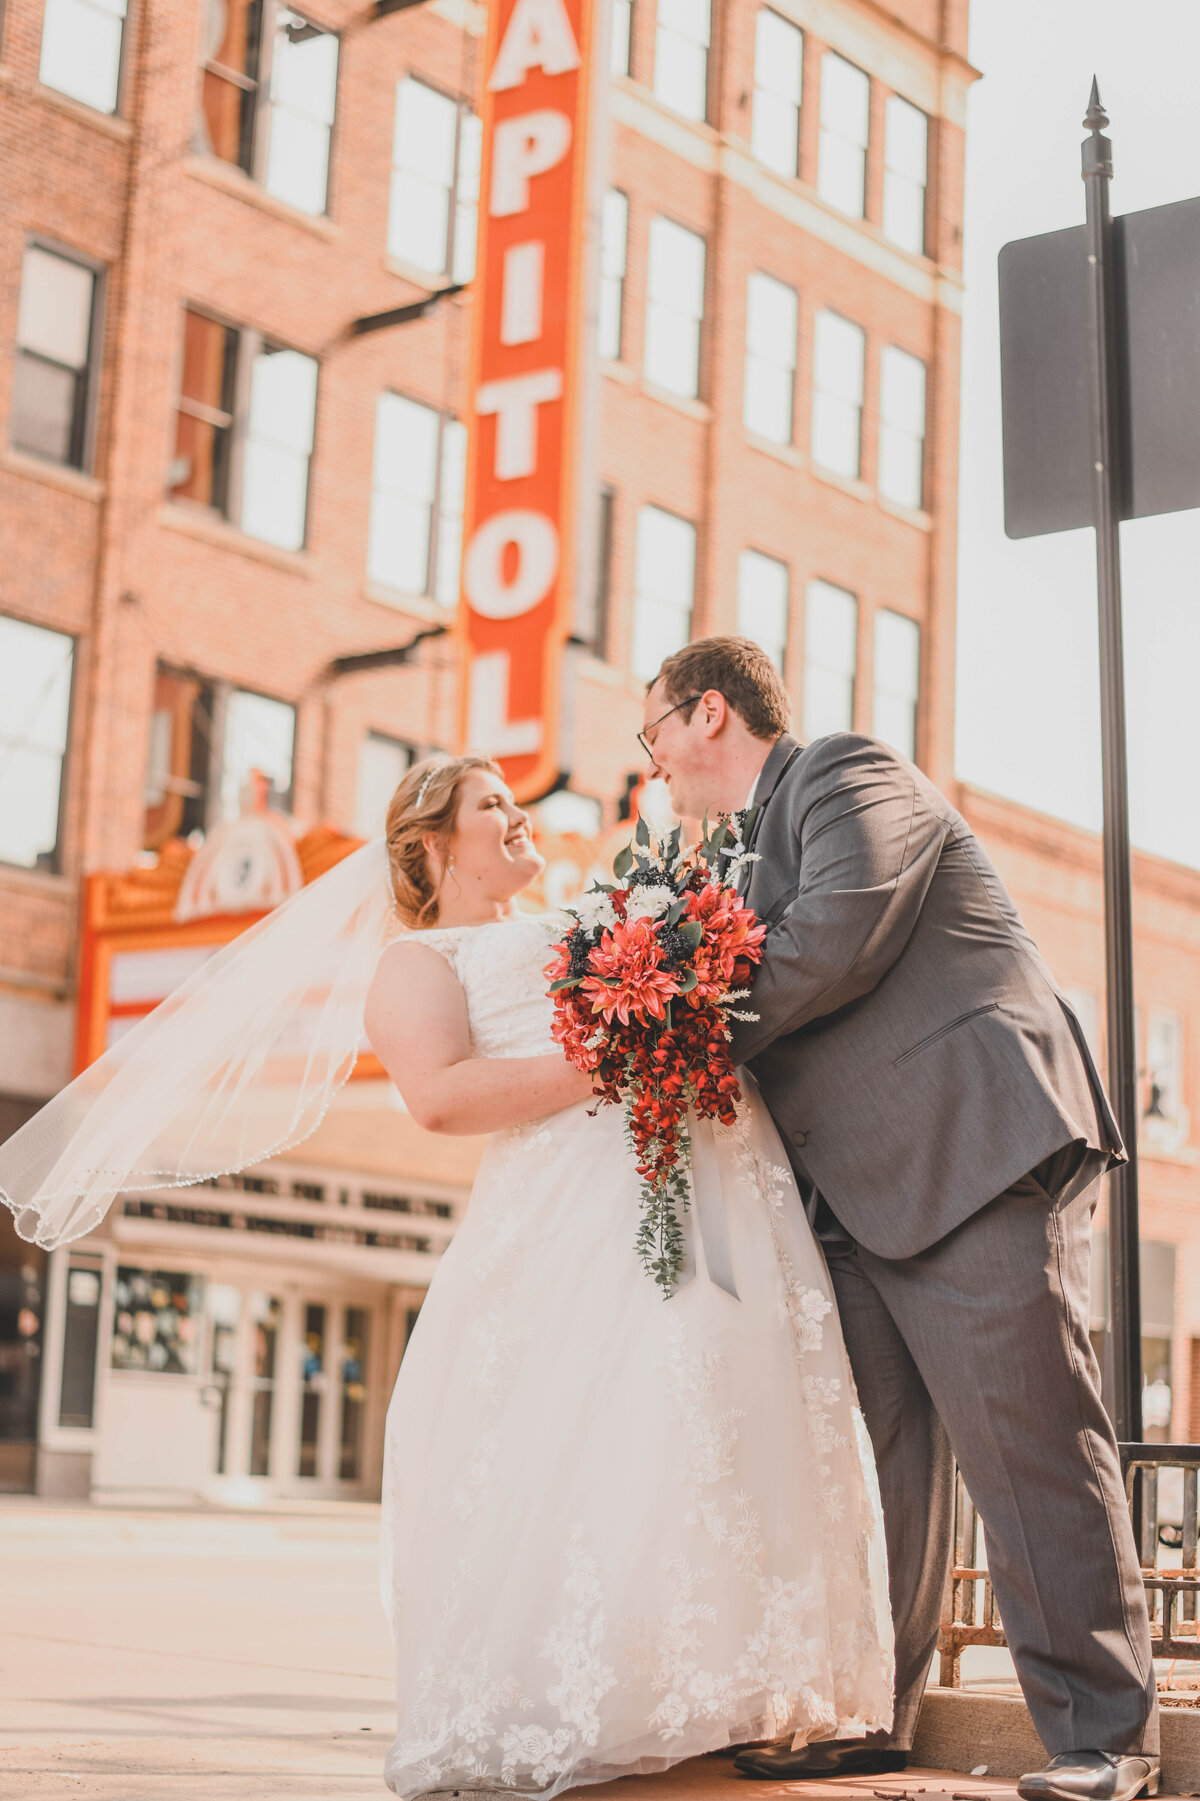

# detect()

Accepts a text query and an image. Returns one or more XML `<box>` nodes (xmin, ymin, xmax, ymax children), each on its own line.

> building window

<box><xmin>59</xmin><ymin>1260</ymin><xmax>102</xmax><ymax>1430</ymax></box>
<box><xmin>873</xmin><ymin>608</ymin><xmax>920</xmax><ymax>759</ymax></box>
<box><xmin>1144</xmin><ymin>1007</ymin><xmax>1187</xmax><ymax>1150</ymax></box>
<box><xmin>878</xmin><ymin>345</ymin><xmax>926</xmax><ymax>509</ymax></box>
<box><xmin>11</xmin><ymin>245</ymin><xmax>100</xmax><ymax>470</ymax></box>
<box><xmin>803</xmin><ymin>580</ymin><xmax>856</xmax><ymax>736</ymax></box>
<box><xmin>737</xmin><ymin>550</ymin><xmax>788</xmax><ymax>673</ymax></box>
<box><xmin>219</xmin><ymin>688</ymin><xmax>296</xmax><ymax>820</ymax></box>
<box><xmin>143</xmin><ymin>667</ymin><xmax>295</xmax><ymax>847</ymax></box>
<box><xmin>744</xmin><ymin>271</ymin><xmax>797</xmax><ymax>445</ymax></box>
<box><xmin>611</xmin><ymin>0</ymin><xmax>632</xmax><ymax>74</ymax></box>
<box><xmin>811</xmin><ymin>309</ymin><xmax>865</xmax><ymax>478</ymax></box>
<box><xmin>170</xmin><ymin>310</ymin><xmax>318</xmax><ymax>552</ymax></box>
<box><xmin>388</xmin><ymin>76</ymin><xmax>481</xmax><ymax>282</ymax></box>
<box><xmin>0</xmin><ymin>616</ymin><xmax>74</xmax><ymax>872</ymax></box>
<box><xmin>112</xmin><ymin>1268</ymin><xmax>205</xmax><ymax>1374</ymax></box>
<box><xmin>368</xmin><ymin>392</ymin><xmax>467</xmax><ymax>605</ymax></box>
<box><xmin>201</xmin><ymin>3</ymin><xmax>339</xmax><ymax>217</ymax></box>
<box><xmin>654</xmin><ymin>0</ymin><xmax>709</xmax><ymax>123</ymax></box>
<box><xmin>883</xmin><ymin>94</ymin><xmax>928</xmax><ymax>254</ymax></box>
<box><xmin>645</xmin><ymin>217</ymin><xmax>705</xmax><ymax>399</ymax></box>
<box><xmin>752</xmin><ymin>9</ymin><xmax>803</xmax><ymax>178</ymax></box>
<box><xmin>632</xmin><ymin>505</ymin><xmax>695</xmax><ymax>682</ymax></box>
<box><xmin>39</xmin><ymin>0</ymin><xmax>127</xmax><ymax>114</ymax></box>
<box><xmin>356</xmin><ymin>732</ymin><xmax>415</xmax><ymax>838</ymax></box>
<box><xmin>598</xmin><ymin>190</ymin><xmax>629</xmax><ymax>362</ymax></box>
<box><xmin>818</xmin><ymin>51</ymin><xmax>870</xmax><ymax>218</ymax></box>
<box><xmin>576</xmin><ymin>485</ymin><xmax>616</xmax><ymax>657</ymax></box>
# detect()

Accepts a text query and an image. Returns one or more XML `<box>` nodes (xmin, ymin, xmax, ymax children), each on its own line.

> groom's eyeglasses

<box><xmin>638</xmin><ymin>696</ymin><xmax>702</xmax><ymax>761</ymax></box>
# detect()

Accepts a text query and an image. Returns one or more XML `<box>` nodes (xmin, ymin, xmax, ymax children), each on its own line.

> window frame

<box><xmin>12</xmin><ymin>236</ymin><xmax>106</xmax><ymax>476</ymax></box>
<box><xmin>871</xmin><ymin>606</ymin><xmax>921</xmax><ymax>761</ymax></box>
<box><xmin>38</xmin><ymin>0</ymin><xmax>132</xmax><ymax>118</ymax></box>
<box><xmin>736</xmin><ymin>548</ymin><xmax>789</xmax><ymax>674</ymax></box>
<box><xmin>653</xmin><ymin>0</ymin><xmax>711</xmax><ymax>125</ymax></box>
<box><xmin>200</xmin><ymin>0</ymin><xmax>341</xmax><ymax>218</ymax></box>
<box><xmin>355</xmin><ymin>730</ymin><xmax>416</xmax><ymax>839</ymax></box>
<box><xmin>169</xmin><ymin>306</ymin><xmax>319</xmax><ymax>553</ymax></box>
<box><xmin>751</xmin><ymin>7</ymin><xmax>804</xmax><ymax>180</ymax></box>
<box><xmin>743</xmin><ymin>268</ymin><xmax>798</xmax><ymax>446</ymax></box>
<box><xmin>367</xmin><ymin>388</ymin><xmax>467</xmax><ymax>608</ymax></box>
<box><xmin>142</xmin><ymin>666</ymin><xmax>297</xmax><ymax>845</ymax></box>
<box><xmin>817</xmin><ymin>48</ymin><xmax>871</xmax><ymax>219</ymax></box>
<box><xmin>803</xmin><ymin>578</ymin><xmax>858</xmax><ymax>739</ymax></box>
<box><xmin>388</xmin><ymin>72</ymin><xmax>480</xmax><ymax>283</ymax></box>
<box><xmin>811</xmin><ymin>306</ymin><xmax>866</xmax><ymax>480</ymax></box>
<box><xmin>644</xmin><ymin>213</ymin><xmax>707</xmax><ymax>401</ymax></box>
<box><xmin>882</xmin><ymin>91</ymin><xmax>929</xmax><ymax>256</ymax></box>
<box><xmin>631</xmin><ymin>502</ymin><xmax>696</xmax><ymax>683</ymax></box>
<box><xmin>0</xmin><ymin>613</ymin><xmax>77</xmax><ymax>876</ymax></box>
<box><xmin>878</xmin><ymin>343</ymin><xmax>927</xmax><ymax>511</ymax></box>
<box><xmin>610</xmin><ymin>0</ymin><xmax>633</xmax><ymax>76</ymax></box>
<box><xmin>598</xmin><ymin>188</ymin><xmax>630</xmax><ymax>363</ymax></box>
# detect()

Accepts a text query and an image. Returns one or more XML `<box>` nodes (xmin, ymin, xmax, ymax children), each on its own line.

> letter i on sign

<box><xmin>457</xmin><ymin>0</ymin><xmax>596</xmax><ymax>797</ymax></box>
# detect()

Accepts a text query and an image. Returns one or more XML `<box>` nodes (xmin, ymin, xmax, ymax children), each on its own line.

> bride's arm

<box><xmin>364</xmin><ymin>941</ymin><xmax>594</xmax><ymax>1135</ymax></box>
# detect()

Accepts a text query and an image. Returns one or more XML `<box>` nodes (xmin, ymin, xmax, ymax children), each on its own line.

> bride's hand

<box><xmin>365</xmin><ymin>942</ymin><xmax>594</xmax><ymax>1135</ymax></box>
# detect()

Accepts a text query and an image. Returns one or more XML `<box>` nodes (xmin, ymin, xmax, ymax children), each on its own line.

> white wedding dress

<box><xmin>380</xmin><ymin>913</ymin><xmax>893</xmax><ymax>1799</ymax></box>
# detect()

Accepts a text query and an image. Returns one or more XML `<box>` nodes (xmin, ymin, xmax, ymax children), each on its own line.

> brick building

<box><xmin>0</xmin><ymin>0</ymin><xmax>1195</xmax><ymax>1501</ymax></box>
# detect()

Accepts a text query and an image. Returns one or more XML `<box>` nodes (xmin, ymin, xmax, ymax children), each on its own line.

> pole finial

<box><xmin>1084</xmin><ymin>76</ymin><xmax>1109</xmax><ymax>133</ymax></box>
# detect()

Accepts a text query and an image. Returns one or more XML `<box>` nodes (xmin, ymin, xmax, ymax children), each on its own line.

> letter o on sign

<box><xmin>463</xmin><ymin>509</ymin><xmax>559</xmax><ymax>619</ymax></box>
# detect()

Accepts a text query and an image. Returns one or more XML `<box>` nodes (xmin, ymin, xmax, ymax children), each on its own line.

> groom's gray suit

<box><xmin>730</xmin><ymin>731</ymin><xmax>1157</xmax><ymax>1758</ymax></box>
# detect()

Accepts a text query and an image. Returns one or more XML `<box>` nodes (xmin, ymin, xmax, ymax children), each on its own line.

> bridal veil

<box><xmin>0</xmin><ymin>837</ymin><xmax>396</xmax><ymax>1249</ymax></box>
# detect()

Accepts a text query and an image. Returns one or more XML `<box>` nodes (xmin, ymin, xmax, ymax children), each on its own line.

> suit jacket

<box><xmin>729</xmin><ymin>732</ymin><xmax>1123</xmax><ymax>1259</ymax></box>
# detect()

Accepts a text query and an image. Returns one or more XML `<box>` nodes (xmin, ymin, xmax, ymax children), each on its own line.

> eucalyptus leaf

<box><xmin>613</xmin><ymin>844</ymin><xmax>634</xmax><ymax>879</ymax></box>
<box><xmin>548</xmin><ymin>976</ymin><xmax>579</xmax><ymax>993</ymax></box>
<box><xmin>678</xmin><ymin>919</ymin><xmax>703</xmax><ymax>949</ymax></box>
<box><xmin>635</xmin><ymin>815</ymin><xmax>650</xmax><ymax>848</ymax></box>
<box><xmin>677</xmin><ymin>967</ymin><xmax>698</xmax><ymax>994</ymax></box>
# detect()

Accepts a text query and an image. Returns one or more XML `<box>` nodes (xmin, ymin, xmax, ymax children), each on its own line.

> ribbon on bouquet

<box><xmin>673</xmin><ymin>1112</ymin><xmax>740</xmax><ymax>1302</ymax></box>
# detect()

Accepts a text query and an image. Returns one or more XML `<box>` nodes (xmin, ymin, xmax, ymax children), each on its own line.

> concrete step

<box><xmin>913</xmin><ymin>1687</ymin><xmax>1200</xmax><ymax>1796</ymax></box>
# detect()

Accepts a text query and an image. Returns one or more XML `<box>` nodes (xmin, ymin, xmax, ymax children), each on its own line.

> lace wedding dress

<box><xmin>380</xmin><ymin>913</ymin><xmax>893</xmax><ymax>1799</ymax></box>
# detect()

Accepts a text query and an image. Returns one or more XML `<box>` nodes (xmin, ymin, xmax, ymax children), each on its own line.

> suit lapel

<box><xmin>741</xmin><ymin>734</ymin><xmax>803</xmax><ymax>904</ymax></box>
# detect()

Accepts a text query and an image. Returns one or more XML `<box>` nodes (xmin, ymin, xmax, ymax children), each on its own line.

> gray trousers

<box><xmin>824</xmin><ymin>1165</ymin><xmax>1158</xmax><ymax>1757</ymax></box>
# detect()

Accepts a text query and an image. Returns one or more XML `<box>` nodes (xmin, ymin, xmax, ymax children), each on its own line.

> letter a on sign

<box><xmin>456</xmin><ymin>0</ymin><xmax>595</xmax><ymax>800</ymax></box>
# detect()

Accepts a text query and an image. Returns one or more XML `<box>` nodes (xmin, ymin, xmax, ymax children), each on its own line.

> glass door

<box><xmin>297</xmin><ymin>1302</ymin><xmax>327</xmax><ymax>1479</ymax></box>
<box><xmin>338</xmin><ymin>1307</ymin><xmax>369</xmax><ymax>1482</ymax></box>
<box><xmin>248</xmin><ymin>1292</ymin><xmax>282</xmax><ymax>1478</ymax></box>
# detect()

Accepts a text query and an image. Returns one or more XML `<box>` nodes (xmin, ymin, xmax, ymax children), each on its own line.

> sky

<box><xmin>955</xmin><ymin>0</ymin><xmax>1200</xmax><ymax>869</ymax></box>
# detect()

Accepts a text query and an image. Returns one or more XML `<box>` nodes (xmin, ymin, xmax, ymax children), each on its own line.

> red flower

<box><xmin>579</xmin><ymin>917</ymin><xmax>681</xmax><ymax>1026</ymax></box>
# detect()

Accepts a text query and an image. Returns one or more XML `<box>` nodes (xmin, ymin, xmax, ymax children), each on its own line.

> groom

<box><xmin>643</xmin><ymin>637</ymin><xmax>1158</xmax><ymax>1801</ymax></box>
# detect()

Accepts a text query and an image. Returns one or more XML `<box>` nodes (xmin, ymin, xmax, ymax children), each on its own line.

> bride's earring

<box><xmin>448</xmin><ymin>857</ymin><xmax>456</xmax><ymax>876</ymax></box>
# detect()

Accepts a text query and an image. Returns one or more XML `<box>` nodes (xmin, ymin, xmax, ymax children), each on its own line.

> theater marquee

<box><xmin>459</xmin><ymin>0</ymin><xmax>599</xmax><ymax>800</ymax></box>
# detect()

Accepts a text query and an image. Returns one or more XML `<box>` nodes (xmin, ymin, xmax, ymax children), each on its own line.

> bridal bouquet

<box><xmin>545</xmin><ymin>815</ymin><xmax>767</xmax><ymax>1296</ymax></box>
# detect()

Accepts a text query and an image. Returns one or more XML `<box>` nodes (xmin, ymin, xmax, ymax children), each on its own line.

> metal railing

<box><xmin>937</xmin><ymin>1444</ymin><xmax>1200</xmax><ymax>1687</ymax></box>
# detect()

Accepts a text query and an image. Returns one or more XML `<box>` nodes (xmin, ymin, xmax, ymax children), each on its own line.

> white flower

<box><xmin>572</xmin><ymin>889</ymin><xmax>617</xmax><ymax>933</ymax></box>
<box><xmin>622</xmin><ymin>883</ymin><xmax>676</xmax><ymax>922</ymax></box>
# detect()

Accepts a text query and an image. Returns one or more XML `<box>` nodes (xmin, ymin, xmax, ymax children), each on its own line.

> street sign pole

<box><xmin>1081</xmin><ymin>80</ymin><xmax>1143</xmax><ymax>1444</ymax></box>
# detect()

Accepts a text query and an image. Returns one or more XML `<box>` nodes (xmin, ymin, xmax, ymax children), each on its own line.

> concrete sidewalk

<box><xmin>0</xmin><ymin>1499</ymin><xmax>1167</xmax><ymax>1801</ymax></box>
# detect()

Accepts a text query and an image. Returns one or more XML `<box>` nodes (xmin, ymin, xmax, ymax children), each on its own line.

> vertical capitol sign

<box><xmin>459</xmin><ymin>0</ymin><xmax>597</xmax><ymax>800</ymax></box>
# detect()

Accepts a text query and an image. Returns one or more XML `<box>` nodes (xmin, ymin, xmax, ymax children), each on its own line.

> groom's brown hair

<box><xmin>654</xmin><ymin>636</ymin><xmax>791</xmax><ymax>741</ymax></box>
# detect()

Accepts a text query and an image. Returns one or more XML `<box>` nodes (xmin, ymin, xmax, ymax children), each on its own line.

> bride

<box><xmin>0</xmin><ymin>747</ymin><xmax>892</xmax><ymax>1801</ymax></box>
<box><xmin>364</xmin><ymin>754</ymin><xmax>893</xmax><ymax>1799</ymax></box>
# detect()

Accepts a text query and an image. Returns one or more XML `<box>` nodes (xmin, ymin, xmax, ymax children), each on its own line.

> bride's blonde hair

<box><xmin>385</xmin><ymin>754</ymin><xmax>503</xmax><ymax>929</ymax></box>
